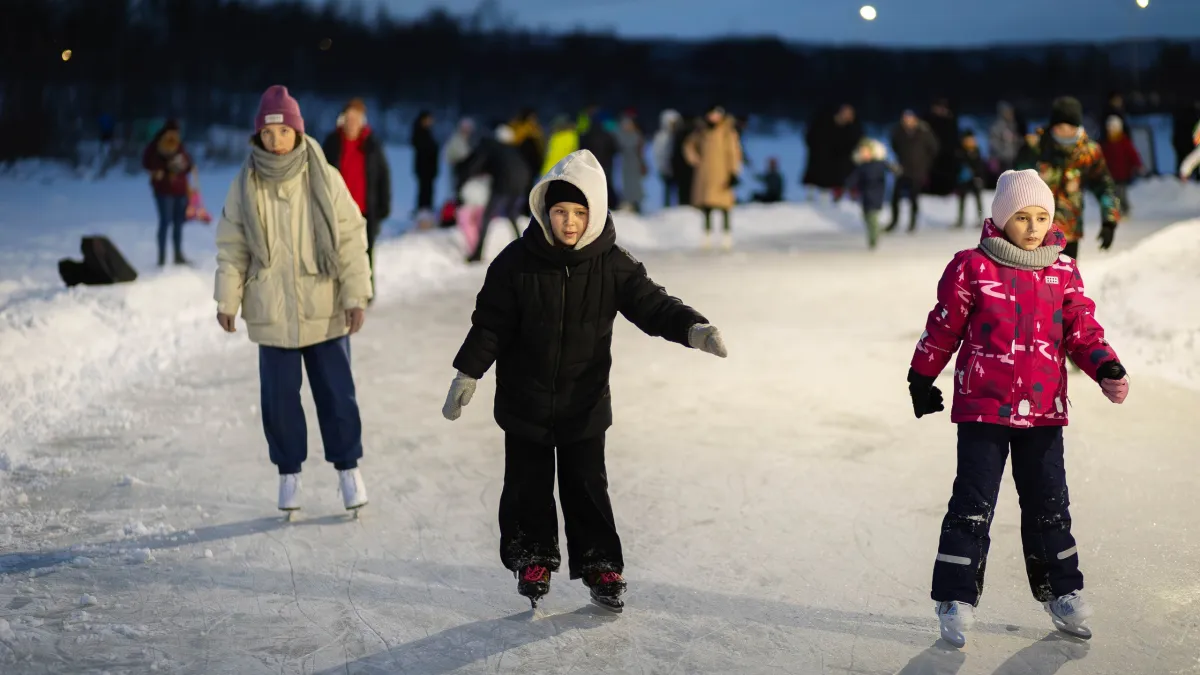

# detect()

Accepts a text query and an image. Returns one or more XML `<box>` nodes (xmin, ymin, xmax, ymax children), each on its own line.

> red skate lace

<box><xmin>597</xmin><ymin>571</ymin><xmax>622</xmax><ymax>584</ymax></box>
<box><xmin>522</xmin><ymin>565</ymin><xmax>548</xmax><ymax>582</ymax></box>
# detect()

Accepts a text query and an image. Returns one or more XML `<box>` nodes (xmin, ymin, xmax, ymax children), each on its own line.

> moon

<box><xmin>860</xmin><ymin>5</ymin><xmax>878</xmax><ymax>21</ymax></box>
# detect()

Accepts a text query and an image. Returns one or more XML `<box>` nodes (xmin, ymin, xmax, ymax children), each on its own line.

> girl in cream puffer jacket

<box><xmin>214</xmin><ymin>85</ymin><xmax>373</xmax><ymax>516</ymax></box>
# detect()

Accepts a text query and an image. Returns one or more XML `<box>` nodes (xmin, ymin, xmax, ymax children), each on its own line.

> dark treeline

<box><xmin>3</xmin><ymin>0</ymin><xmax>1200</xmax><ymax>160</ymax></box>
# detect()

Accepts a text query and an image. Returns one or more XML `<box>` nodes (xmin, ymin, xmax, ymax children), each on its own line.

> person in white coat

<box><xmin>214</xmin><ymin>85</ymin><xmax>373</xmax><ymax>515</ymax></box>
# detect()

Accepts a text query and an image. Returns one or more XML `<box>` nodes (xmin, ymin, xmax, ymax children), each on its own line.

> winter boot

<box><xmin>584</xmin><ymin>570</ymin><xmax>627</xmax><ymax>613</ymax></box>
<box><xmin>1044</xmin><ymin>591</ymin><xmax>1093</xmax><ymax>639</ymax></box>
<box><xmin>936</xmin><ymin>600</ymin><xmax>975</xmax><ymax>648</ymax></box>
<box><xmin>278</xmin><ymin>474</ymin><xmax>301</xmax><ymax>512</ymax></box>
<box><xmin>173</xmin><ymin>252</ymin><xmax>190</xmax><ymax>266</ymax></box>
<box><xmin>517</xmin><ymin>565</ymin><xmax>551</xmax><ymax>608</ymax></box>
<box><xmin>338</xmin><ymin>468</ymin><xmax>368</xmax><ymax>511</ymax></box>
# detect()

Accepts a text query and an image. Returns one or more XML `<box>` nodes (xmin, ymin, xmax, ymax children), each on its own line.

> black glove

<box><xmin>1098</xmin><ymin>221</ymin><xmax>1116</xmax><ymax>250</ymax></box>
<box><xmin>728</xmin><ymin>173</ymin><xmax>741</xmax><ymax>188</ymax></box>
<box><xmin>1096</xmin><ymin>360</ymin><xmax>1126</xmax><ymax>381</ymax></box>
<box><xmin>907</xmin><ymin>368</ymin><xmax>945</xmax><ymax>419</ymax></box>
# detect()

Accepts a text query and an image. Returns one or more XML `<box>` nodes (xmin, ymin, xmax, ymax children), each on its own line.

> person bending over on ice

<box><xmin>907</xmin><ymin>169</ymin><xmax>1130</xmax><ymax>648</ymax></box>
<box><xmin>214</xmin><ymin>85</ymin><xmax>373</xmax><ymax>517</ymax></box>
<box><xmin>442</xmin><ymin>149</ymin><xmax>728</xmax><ymax>611</ymax></box>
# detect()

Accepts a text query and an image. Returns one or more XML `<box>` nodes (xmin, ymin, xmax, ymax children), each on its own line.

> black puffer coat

<box><xmin>453</xmin><ymin>150</ymin><xmax>707</xmax><ymax>445</ymax></box>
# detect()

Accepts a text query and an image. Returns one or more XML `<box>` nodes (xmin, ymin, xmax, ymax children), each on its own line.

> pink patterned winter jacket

<box><xmin>910</xmin><ymin>220</ymin><xmax>1118</xmax><ymax>427</ymax></box>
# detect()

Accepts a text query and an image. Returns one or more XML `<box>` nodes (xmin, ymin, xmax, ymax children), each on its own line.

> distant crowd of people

<box><xmin>140</xmin><ymin>91</ymin><xmax>1200</xmax><ymax>265</ymax></box>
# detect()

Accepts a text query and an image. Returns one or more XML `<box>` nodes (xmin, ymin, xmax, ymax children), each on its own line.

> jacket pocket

<box><xmin>241</xmin><ymin>272</ymin><xmax>282</xmax><ymax>325</ymax></box>
<box><xmin>300</xmin><ymin>275</ymin><xmax>338</xmax><ymax>321</ymax></box>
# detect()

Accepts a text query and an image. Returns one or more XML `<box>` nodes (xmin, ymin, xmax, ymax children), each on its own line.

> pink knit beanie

<box><xmin>991</xmin><ymin>169</ymin><xmax>1055</xmax><ymax>227</ymax></box>
<box><xmin>255</xmin><ymin>85</ymin><xmax>304</xmax><ymax>135</ymax></box>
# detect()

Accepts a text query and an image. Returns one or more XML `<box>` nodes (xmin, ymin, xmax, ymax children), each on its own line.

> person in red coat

<box><xmin>141</xmin><ymin>119</ymin><xmax>194</xmax><ymax>266</ymax></box>
<box><xmin>906</xmin><ymin>170</ymin><xmax>1130</xmax><ymax>648</ymax></box>
<box><xmin>1098</xmin><ymin>115</ymin><xmax>1143</xmax><ymax>217</ymax></box>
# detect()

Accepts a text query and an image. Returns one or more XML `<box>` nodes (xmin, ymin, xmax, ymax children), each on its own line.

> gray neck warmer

<box><xmin>978</xmin><ymin>235</ymin><xmax>1062</xmax><ymax>271</ymax></box>
<box><xmin>240</xmin><ymin>136</ymin><xmax>340</xmax><ymax>278</ymax></box>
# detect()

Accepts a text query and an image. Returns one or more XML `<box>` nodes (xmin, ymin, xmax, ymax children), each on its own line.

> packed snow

<box><xmin>1</xmin><ymin>135</ymin><xmax>1199</xmax><ymax>674</ymax></box>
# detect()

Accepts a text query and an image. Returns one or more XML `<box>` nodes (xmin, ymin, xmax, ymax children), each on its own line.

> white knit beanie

<box><xmin>991</xmin><ymin>169</ymin><xmax>1055</xmax><ymax>228</ymax></box>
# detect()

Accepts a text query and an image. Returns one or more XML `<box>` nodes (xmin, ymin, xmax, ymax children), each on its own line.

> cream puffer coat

<box><xmin>214</xmin><ymin>136</ymin><xmax>372</xmax><ymax>349</ymax></box>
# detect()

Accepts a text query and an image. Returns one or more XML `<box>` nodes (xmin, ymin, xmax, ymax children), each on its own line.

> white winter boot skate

<box><xmin>278</xmin><ymin>474</ymin><xmax>301</xmax><ymax>513</ymax></box>
<box><xmin>338</xmin><ymin>468</ymin><xmax>368</xmax><ymax>512</ymax></box>
<box><xmin>1044</xmin><ymin>591</ymin><xmax>1093</xmax><ymax>639</ymax></box>
<box><xmin>936</xmin><ymin>600</ymin><xmax>975</xmax><ymax>648</ymax></box>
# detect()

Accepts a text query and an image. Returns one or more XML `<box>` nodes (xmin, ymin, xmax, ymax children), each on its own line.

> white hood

<box><xmin>528</xmin><ymin>149</ymin><xmax>609</xmax><ymax>250</ymax></box>
<box><xmin>659</xmin><ymin>109</ymin><xmax>680</xmax><ymax>130</ymax></box>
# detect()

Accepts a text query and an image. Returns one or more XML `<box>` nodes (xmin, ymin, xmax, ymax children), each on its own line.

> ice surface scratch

<box><xmin>347</xmin><ymin>555</ymin><xmax>395</xmax><ymax>667</ymax></box>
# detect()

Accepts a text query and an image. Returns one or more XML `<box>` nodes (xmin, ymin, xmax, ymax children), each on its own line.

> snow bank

<box><xmin>1092</xmin><ymin>218</ymin><xmax>1200</xmax><ymax>392</ymax></box>
<box><xmin>0</xmin><ymin>232</ymin><xmax>470</xmax><ymax>493</ymax></box>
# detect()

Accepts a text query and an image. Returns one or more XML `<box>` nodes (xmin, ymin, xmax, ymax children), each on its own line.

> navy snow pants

<box><xmin>932</xmin><ymin>423</ymin><xmax>1083</xmax><ymax>605</ymax></box>
<box><xmin>258</xmin><ymin>336</ymin><xmax>362</xmax><ymax>475</ymax></box>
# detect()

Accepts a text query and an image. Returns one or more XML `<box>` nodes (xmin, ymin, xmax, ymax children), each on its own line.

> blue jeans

<box><xmin>259</xmin><ymin>336</ymin><xmax>363</xmax><ymax>475</ymax></box>
<box><xmin>154</xmin><ymin>193</ymin><xmax>187</xmax><ymax>263</ymax></box>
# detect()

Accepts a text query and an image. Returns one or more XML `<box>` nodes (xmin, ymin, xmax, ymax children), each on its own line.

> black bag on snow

<box><xmin>58</xmin><ymin>236</ymin><xmax>138</xmax><ymax>287</ymax></box>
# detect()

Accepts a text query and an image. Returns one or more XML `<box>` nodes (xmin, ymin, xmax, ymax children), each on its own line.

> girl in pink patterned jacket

<box><xmin>906</xmin><ymin>169</ymin><xmax>1130</xmax><ymax>648</ymax></box>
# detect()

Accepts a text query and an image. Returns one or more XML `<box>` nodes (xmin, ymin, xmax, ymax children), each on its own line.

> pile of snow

<box><xmin>1092</xmin><ymin>218</ymin><xmax>1200</xmax><ymax>392</ymax></box>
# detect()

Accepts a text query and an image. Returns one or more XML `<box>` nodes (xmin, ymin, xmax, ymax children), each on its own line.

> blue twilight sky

<box><xmin>327</xmin><ymin>0</ymin><xmax>1200</xmax><ymax>47</ymax></box>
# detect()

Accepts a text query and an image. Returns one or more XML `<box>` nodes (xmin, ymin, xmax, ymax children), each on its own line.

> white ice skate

<box><xmin>1044</xmin><ymin>591</ymin><xmax>1093</xmax><ymax>639</ymax></box>
<box><xmin>721</xmin><ymin>232</ymin><xmax>733</xmax><ymax>251</ymax></box>
<box><xmin>936</xmin><ymin>600</ymin><xmax>975</xmax><ymax>648</ymax></box>
<box><xmin>701</xmin><ymin>231</ymin><xmax>712</xmax><ymax>250</ymax></box>
<box><xmin>338</xmin><ymin>468</ymin><xmax>368</xmax><ymax>515</ymax></box>
<box><xmin>278</xmin><ymin>474</ymin><xmax>301</xmax><ymax>518</ymax></box>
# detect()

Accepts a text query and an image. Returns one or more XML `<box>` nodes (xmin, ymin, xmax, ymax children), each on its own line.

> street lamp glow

<box><xmin>860</xmin><ymin>5</ymin><xmax>877</xmax><ymax>20</ymax></box>
<box><xmin>1136</xmin><ymin>0</ymin><xmax>1149</xmax><ymax>8</ymax></box>
<box><xmin>61</xmin><ymin>49</ymin><xmax>72</xmax><ymax>61</ymax></box>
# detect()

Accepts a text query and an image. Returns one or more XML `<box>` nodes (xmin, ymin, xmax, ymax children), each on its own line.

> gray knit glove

<box><xmin>688</xmin><ymin>323</ymin><xmax>728</xmax><ymax>358</ymax></box>
<box><xmin>441</xmin><ymin>371</ymin><xmax>478</xmax><ymax>421</ymax></box>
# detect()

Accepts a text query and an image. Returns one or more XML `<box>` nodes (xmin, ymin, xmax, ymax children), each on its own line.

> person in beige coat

<box><xmin>684</xmin><ymin>105</ymin><xmax>743</xmax><ymax>250</ymax></box>
<box><xmin>214</xmin><ymin>85</ymin><xmax>373</xmax><ymax>516</ymax></box>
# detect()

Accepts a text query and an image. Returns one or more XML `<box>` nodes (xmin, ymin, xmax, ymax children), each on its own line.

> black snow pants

<box><xmin>499</xmin><ymin>433</ymin><xmax>624</xmax><ymax>580</ymax></box>
<box><xmin>932</xmin><ymin>423</ymin><xmax>1083</xmax><ymax>606</ymax></box>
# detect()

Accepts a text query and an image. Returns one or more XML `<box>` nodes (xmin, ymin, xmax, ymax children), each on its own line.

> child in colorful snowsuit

<box><xmin>845</xmin><ymin>138</ymin><xmax>892</xmax><ymax>249</ymax></box>
<box><xmin>954</xmin><ymin>131</ymin><xmax>986</xmax><ymax>229</ymax></box>
<box><xmin>907</xmin><ymin>169</ymin><xmax>1130</xmax><ymax>647</ymax></box>
<box><xmin>1014</xmin><ymin>97</ymin><xmax>1121</xmax><ymax>259</ymax></box>
<box><xmin>442</xmin><ymin>149</ymin><xmax>728</xmax><ymax>610</ymax></box>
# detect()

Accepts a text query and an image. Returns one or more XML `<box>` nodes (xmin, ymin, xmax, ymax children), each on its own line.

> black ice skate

<box><xmin>584</xmin><ymin>570</ymin><xmax>627</xmax><ymax>613</ymax></box>
<box><xmin>517</xmin><ymin>565</ymin><xmax>551</xmax><ymax>609</ymax></box>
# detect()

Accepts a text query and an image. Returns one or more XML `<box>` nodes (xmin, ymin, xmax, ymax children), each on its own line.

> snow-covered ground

<box><xmin>1</xmin><ymin>138</ymin><xmax>1199</xmax><ymax>674</ymax></box>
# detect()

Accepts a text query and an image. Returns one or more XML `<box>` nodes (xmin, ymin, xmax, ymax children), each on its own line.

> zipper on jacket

<box><xmin>550</xmin><ymin>266</ymin><xmax>569</xmax><ymax>427</ymax></box>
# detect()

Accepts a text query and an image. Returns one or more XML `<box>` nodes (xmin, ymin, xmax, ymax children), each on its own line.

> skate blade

<box><xmin>590</xmin><ymin>596</ymin><xmax>624</xmax><ymax>614</ymax></box>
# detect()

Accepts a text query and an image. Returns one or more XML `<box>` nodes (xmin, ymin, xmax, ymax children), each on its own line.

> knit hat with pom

<box><xmin>991</xmin><ymin>169</ymin><xmax>1055</xmax><ymax>227</ymax></box>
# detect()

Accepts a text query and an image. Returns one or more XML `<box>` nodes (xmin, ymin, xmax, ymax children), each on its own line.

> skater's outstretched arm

<box><xmin>910</xmin><ymin>251</ymin><xmax>975</xmax><ymax>378</ymax></box>
<box><xmin>613</xmin><ymin>247</ymin><xmax>708</xmax><ymax>348</ymax></box>
<box><xmin>1083</xmin><ymin>148</ymin><xmax>1121</xmax><ymax>249</ymax></box>
<box><xmin>453</xmin><ymin>254</ymin><xmax>519</xmax><ymax>379</ymax></box>
<box><xmin>1060</xmin><ymin>263</ymin><xmax>1120</xmax><ymax>383</ymax></box>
